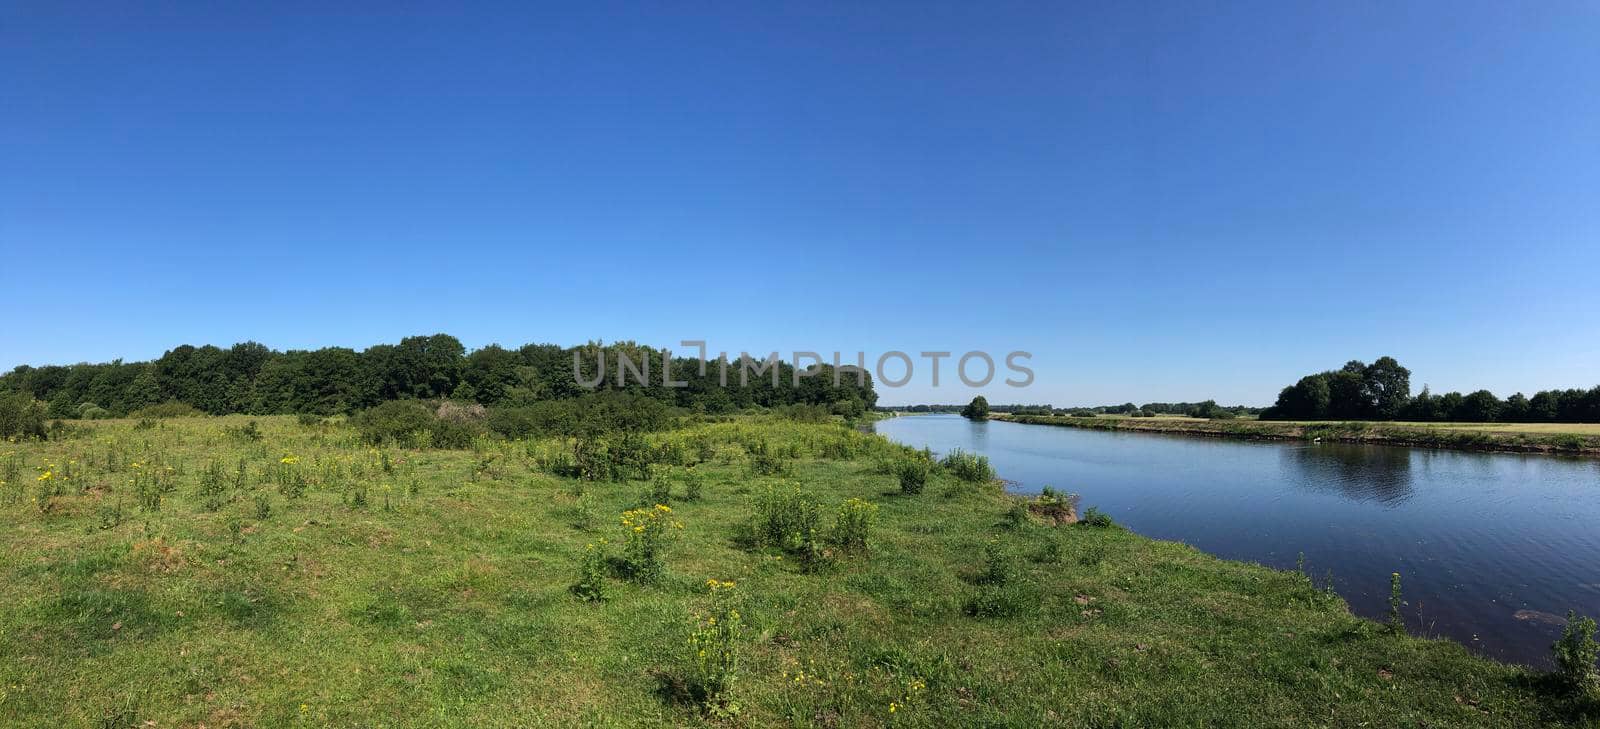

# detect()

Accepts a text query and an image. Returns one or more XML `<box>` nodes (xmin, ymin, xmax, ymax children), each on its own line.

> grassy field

<box><xmin>1</xmin><ymin>415</ymin><xmax>1595</xmax><ymax>727</ymax></box>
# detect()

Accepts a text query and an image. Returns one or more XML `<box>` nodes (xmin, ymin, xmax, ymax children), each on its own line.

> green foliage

<box><xmin>648</xmin><ymin>473</ymin><xmax>673</xmax><ymax>506</ymax></box>
<box><xmin>746</xmin><ymin>439</ymin><xmax>791</xmax><ymax>477</ymax></box>
<box><xmin>226</xmin><ymin>420</ymin><xmax>263</xmax><ymax>443</ymax></box>
<box><xmin>830</xmin><ymin>497</ymin><xmax>877</xmax><ymax>555</ymax></box>
<box><xmin>354</xmin><ymin>400</ymin><xmax>480</xmax><ymax>449</ymax></box>
<box><xmin>130</xmin><ymin>401</ymin><xmax>204</xmax><ymax>419</ymax></box>
<box><xmin>619</xmin><ymin>504</ymin><xmax>681</xmax><ymax>583</ymax></box>
<box><xmin>0</xmin><ymin>391</ymin><xmax>48</xmax><ymax>440</ymax></box>
<box><xmin>894</xmin><ymin>457</ymin><xmax>932</xmax><ymax>495</ymax></box>
<box><xmin>571</xmin><ymin>542</ymin><xmax>610</xmax><ymax>602</ymax></box>
<box><xmin>965</xmin><ymin>539</ymin><xmax>1040</xmax><ymax>618</ymax></box>
<box><xmin>961</xmin><ymin>395</ymin><xmax>990</xmax><ymax>421</ymax></box>
<box><xmin>940</xmin><ymin>448</ymin><xmax>995</xmax><ymax>483</ymax></box>
<box><xmin>682</xmin><ymin>471</ymin><xmax>705</xmax><ymax>501</ymax></box>
<box><xmin>1079</xmin><ymin>506</ymin><xmax>1114</xmax><ymax>528</ymax></box>
<box><xmin>197</xmin><ymin>460</ymin><xmax>229</xmax><ymax>511</ymax></box>
<box><xmin>689</xmin><ymin>580</ymin><xmax>743</xmax><ymax>716</ymax></box>
<box><xmin>1553</xmin><ymin>612</ymin><xmax>1599</xmax><ymax>692</ymax></box>
<box><xmin>751</xmin><ymin>483</ymin><xmax>822</xmax><ymax>552</ymax></box>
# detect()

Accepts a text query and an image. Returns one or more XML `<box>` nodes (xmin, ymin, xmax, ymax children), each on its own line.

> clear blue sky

<box><xmin>3</xmin><ymin>2</ymin><xmax>1597</xmax><ymax>406</ymax></box>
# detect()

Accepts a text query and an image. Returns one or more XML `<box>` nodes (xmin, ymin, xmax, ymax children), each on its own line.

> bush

<box><xmin>940</xmin><ymin>449</ymin><xmax>995</xmax><ymax>483</ymax></box>
<box><xmin>0</xmin><ymin>392</ymin><xmax>47</xmax><ymax>440</ymax></box>
<box><xmin>689</xmin><ymin>580</ymin><xmax>743</xmax><ymax>716</ymax></box>
<box><xmin>130</xmin><ymin>401</ymin><xmax>203</xmax><ymax>419</ymax></box>
<box><xmin>752</xmin><ymin>483</ymin><xmax>821</xmax><ymax>552</ymax></box>
<box><xmin>355</xmin><ymin>400</ymin><xmax>485</xmax><ymax>449</ymax></box>
<box><xmin>831</xmin><ymin>498</ymin><xmax>877</xmax><ymax>555</ymax></box>
<box><xmin>1553</xmin><ymin>612</ymin><xmax>1599</xmax><ymax>692</ymax></box>
<box><xmin>961</xmin><ymin>395</ymin><xmax>990</xmax><ymax>420</ymax></box>
<box><xmin>226</xmin><ymin>420</ymin><xmax>263</xmax><ymax>443</ymax></box>
<box><xmin>1079</xmin><ymin>506</ymin><xmax>1114</xmax><ymax>528</ymax></box>
<box><xmin>571</xmin><ymin>543</ymin><xmax>610</xmax><ymax>602</ymax></box>
<box><xmin>619</xmin><ymin>504</ymin><xmax>682</xmax><ymax>582</ymax></box>
<box><xmin>894</xmin><ymin>458</ymin><xmax>931</xmax><ymax>495</ymax></box>
<box><xmin>775</xmin><ymin>403</ymin><xmax>831</xmax><ymax>423</ymax></box>
<box><xmin>746</xmin><ymin>440</ymin><xmax>790</xmax><ymax>477</ymax></box>
<box><xmin>684</xmin><ymin>471</ymin><xmax>705</xmax><ymax>501</ymax></box>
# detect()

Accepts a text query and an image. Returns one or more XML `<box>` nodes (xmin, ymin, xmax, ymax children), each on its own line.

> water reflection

<box><xmin>871</xmin><ymin>414</ymin><xmax>1600</xmax><ymax>668</ymax></box>
<box><xmin>1285</xmin><ymin>443</ymin><xmax>1414</xmax><ymax>505</ymax></box>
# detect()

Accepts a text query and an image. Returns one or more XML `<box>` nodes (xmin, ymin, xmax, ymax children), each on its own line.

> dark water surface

<box><xmin>871</xmin><ymin>414</ymin><xmax>1600</xmax><ymax>667</ymax></box>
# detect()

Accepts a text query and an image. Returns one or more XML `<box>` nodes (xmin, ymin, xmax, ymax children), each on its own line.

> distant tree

<box><xmin>961</xmin><ymin>396</ymin><xmax>990</xmax><ymax>420</ymax></box>
<box><xmin>1361</xmin><ymin>357</ymin><xmax>1411</xmax><ymax>419</ymax></box>
<box><xmin>1501</xmin><ymin>392</ymin><xmax>1530</xmax><ymax>423</ymax></box>
<box><xmin>1326</xmin><ymin>369</ymin><xmax>1369</xmax><ymax>419</ymax></box>
<box><xmin>1401</xmin><ymin>386</ymin><xmax>1441</xmax><ymax>421</ymax></box>
<box><xmin>1187</xmin><ymin>400</ymin><xmax>1233</xmax><ymax>419</ymax></box>
<box><xmin>1436</xmin><ymin>391</ymin><xmax>1465</xmax><ymax>421</ymax></box>
<box><xmin>1456</xmin><ymin>390</ymin><xmax>1503</xmax><ymax>422</ymax></box>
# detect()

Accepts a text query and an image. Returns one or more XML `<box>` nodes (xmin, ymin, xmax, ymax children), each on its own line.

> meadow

<box><xmin>1</xmin><ymin>414</ymin><xmax>1596</xmax><ymax>727</ymax></box>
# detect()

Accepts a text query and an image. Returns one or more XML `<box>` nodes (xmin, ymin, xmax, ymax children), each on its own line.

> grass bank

<box><xmin>1</xmin><ymin>416</ymin><xmax>1595</xmax><ymax>726</ymax></box>
<box><xmin>991</xmin><ymin>413</ymin><xmax>1600</xmax><ymax>456</ymax></box>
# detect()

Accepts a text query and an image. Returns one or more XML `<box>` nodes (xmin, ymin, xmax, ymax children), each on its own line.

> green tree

<box><xmin>1361</xmin><ymin>356</ymin><xmax>1411</xmax><ymax>419</ymax></box>
<box><xmin>961</xmin><ymin>396</ymin><xmax>990</xmax><ymax>420</ymax></box>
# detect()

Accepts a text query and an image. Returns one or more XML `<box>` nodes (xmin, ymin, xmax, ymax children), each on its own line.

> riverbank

<box><xmin>1</xmin><ymin>416</ymin><xmax>1595</xmax><ymax>725</ymax></box>
<box><xmin>990</xmin><ymin>413</ymin><xmax>1600</xmax><ymax>456</ymax></box>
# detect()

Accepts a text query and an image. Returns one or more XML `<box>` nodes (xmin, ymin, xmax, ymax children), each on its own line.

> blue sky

<box><xmin>3</xmin><ymin>2</ymin><xmax>1597</xmax><ymax>406</ymax></box>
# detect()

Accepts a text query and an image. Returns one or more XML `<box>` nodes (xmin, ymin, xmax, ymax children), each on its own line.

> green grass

<box><xmin>0</xmin><ymin>416</ymin><xmax>1594</xmax><ymax>726</ymax></box>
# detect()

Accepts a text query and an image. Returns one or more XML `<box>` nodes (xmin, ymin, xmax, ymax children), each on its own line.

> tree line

<box><xmin>1260</xmin><ymin>356</ymin><xmax>1600</xmax><ymax>423</ymax></box>
<box><xmin>880</xmin><ymin>401</ymin><xmax>1262</xmax><ymax>418</ymax></box>
<box><xmin>0</xmin><ymin>335</ymin><xmax>878</xmax><ymax>420</ymax></box>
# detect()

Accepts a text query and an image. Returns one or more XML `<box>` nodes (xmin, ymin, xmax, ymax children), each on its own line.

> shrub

<box><xmin>961</xmin><ymin>396</ymin><xmax>990</xmax><ymax>420</ymax></box>
<box><xmin>130</xmin><ymin>401</ymin><xmax>203</xmax><ymax>419</ymax></box>
<box><xmin>830</xmin><ymin>498</ymin><xmax>877</xmax><ymax>555</ymax></box>
<box><xmin>619</xmin><ymin>504</ymin><xmax>682</xmax><ymax>582</ymax></box>
<box><xmin>689</xmin><ymin>580</ymin><xmax>743</xmax><ymax>716</ymax></box>
<box><xmin>1078</xmin><ymin>506</ymin><xmax>1114</xmax><ymax>528</ymax></box>
<box><xmin>819</xmin><ymin>434</ymin><xmax>865</xmax><ymax>460</ymax></box>
<box><xmin>226</xmin><ymin>420</ymin><xmax>263</xmax><ymax>443</ymax></box>
<box><xmin>776</xmin><ymin>403</ymin><xmax>830</xmax><ymax>423</ymax></box>
<box><xmin>0</xmin><ymin>392</ymin><xmax>47</xmax><ymax>440</ymax></box>
<box><xmin>894</xmin><ymin>458</ymin><xmax>931</xmax><ymax>495</ymax></box>
<box><xmin>571</xmin><ymin>542</ymin><xmax>610</xmax><ymax>602</ymax></box>
<box><xmin>296</xmin><ymin>413</ymin><xmax>324</xmax><ymax>427</ymax></box>
<box><xmin>354</xmin><ymin>401</ymin><xmax>435</xmax><ymax>448</ymax></box>
<box><xmin>746</xmin><ymin>440</ymin><xmax>790</xmax><ymax>477</ymax></box>
<box><xmin>753</xmin><ymin>483</ymin><xmax>821</xmax><ymax>552</ymax></box>
<box><xmin>682</xmin><ymin>471</ymin><xmax>705</xmax><ymax>501</ymax></box>
<box><xmin>197</xmin><ymin>460</ymin><xmax>229</xmax><ymax>511</ymax></box>
<box><xmin>1553</xmin><ymin>612</ymin><xmax>1598</xmax><ymax>692</ymax></box>
<box><xmin>940</xmin><ymin>449</ymin><xmax>995</xmax><ymax>484</ymax></box>
<box><xmin>648</xmin><ymin>474</ymin><xmax>673</xmax><ymax>505</ymax></box>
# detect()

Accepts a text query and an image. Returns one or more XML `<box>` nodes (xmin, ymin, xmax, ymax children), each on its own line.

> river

<box><xmin>871</xmin><ymin>413</ymin><xmax>1600</xmax><ymax>667</ymax></box>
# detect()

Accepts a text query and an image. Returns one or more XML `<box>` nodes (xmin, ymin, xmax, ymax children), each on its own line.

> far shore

<box><xmin>979</xmin><ymin>412</ymin><xmax>1600</xmax><ymax>457</ymax></box>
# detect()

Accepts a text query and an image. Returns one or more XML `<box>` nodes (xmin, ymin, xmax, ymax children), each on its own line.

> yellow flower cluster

<box><xmin>280</xmin><ymin>454</ymin><xmax>300</xmax><ymax>465</ymax></box>
<box><xmin>620</xmin><ymin>504</ymin><xmax>683</xmax><ymax>533</ymax></box>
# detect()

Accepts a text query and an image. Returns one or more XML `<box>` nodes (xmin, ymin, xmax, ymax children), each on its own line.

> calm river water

<box><xmin>871</xmin><ymin>414</ymin><xmax>1600</xmax><ymax>667</ymax></box>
